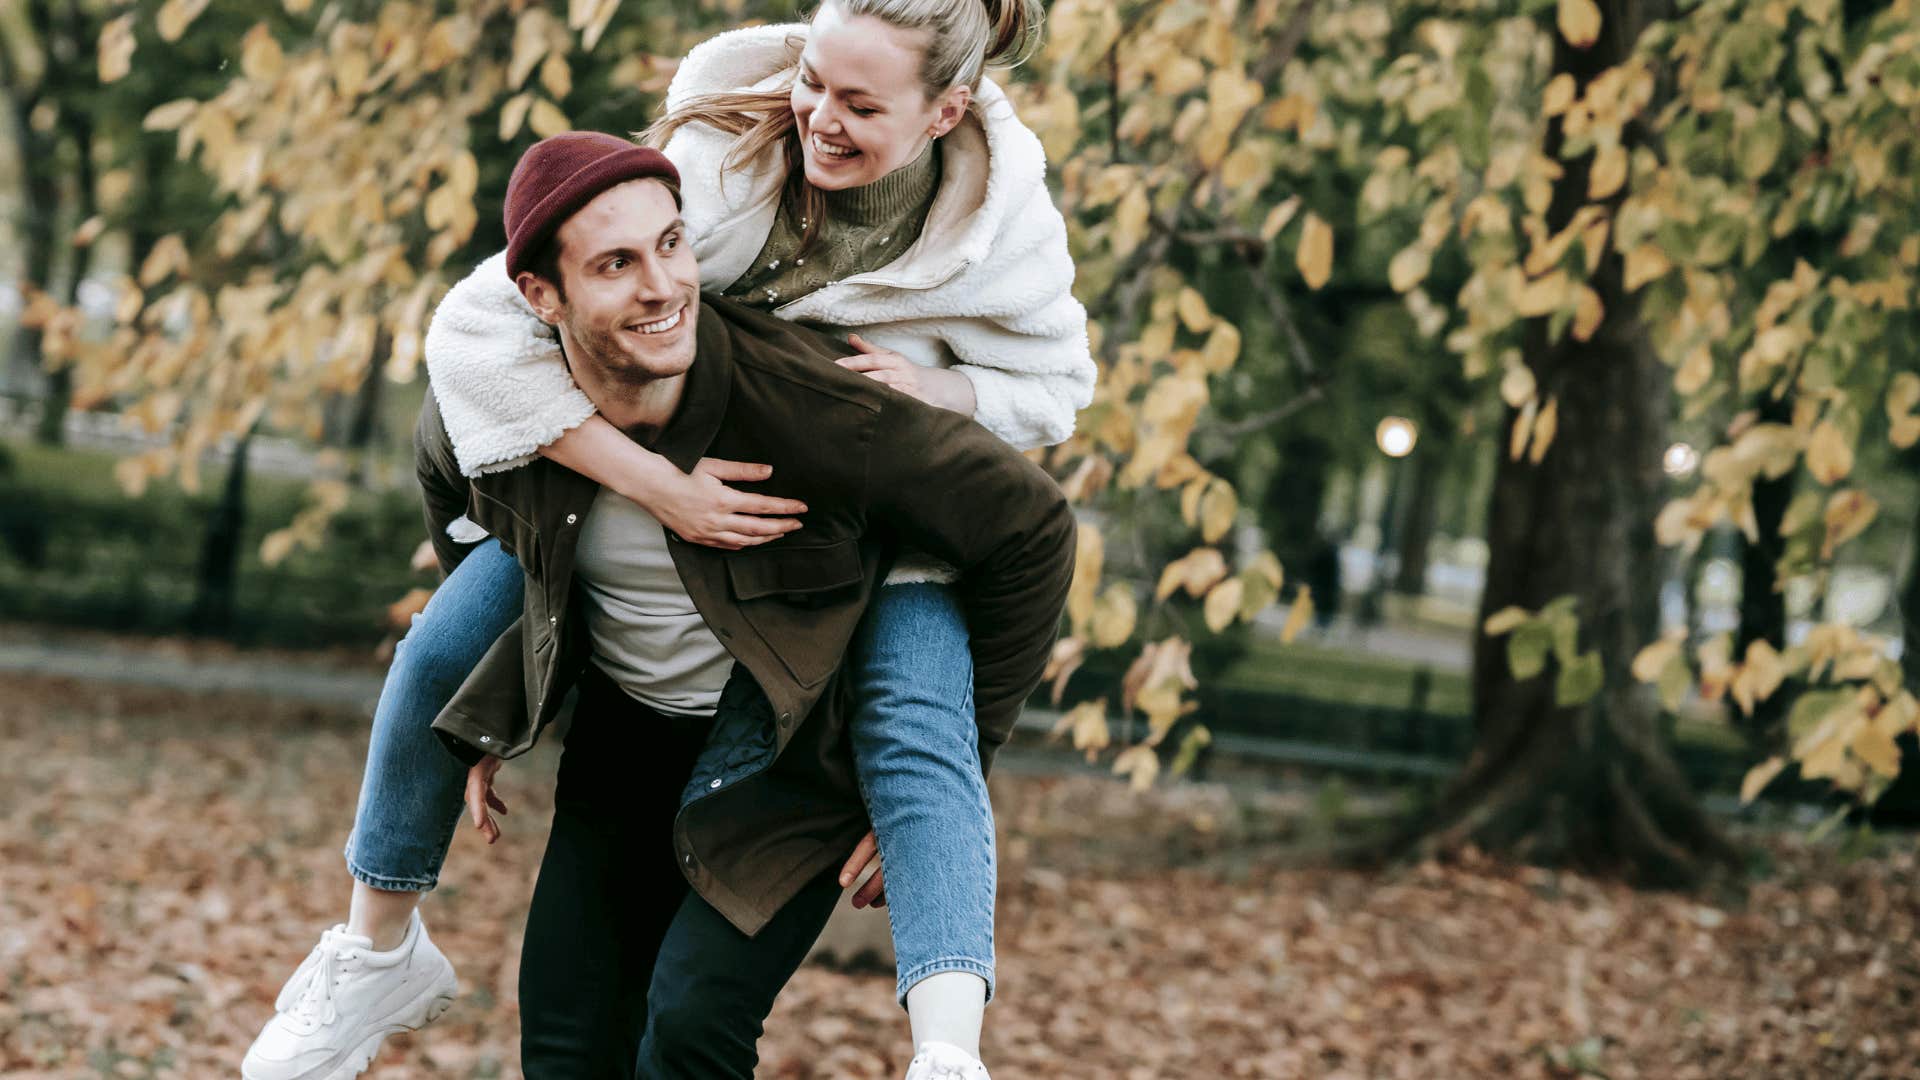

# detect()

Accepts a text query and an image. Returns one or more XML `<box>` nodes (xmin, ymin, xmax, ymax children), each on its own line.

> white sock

<box><xmin>905</xmin><ymin>971</ymin><xmax>987</xmax><ymax>1061</ymax></box>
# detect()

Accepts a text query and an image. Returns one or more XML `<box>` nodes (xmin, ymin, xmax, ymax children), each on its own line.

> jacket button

<box><xmin>479</xmin><ymin>735</ymin><xmax>491</xmax><ymax>743</ymax></box>
<box><xmin>708</xmin><ymin>778</ymin><xmax>722</xmax><ymax>789</ymax></box>
<box><xmin>683</xmin><ymin>852</ymin><xmax>694</xmax><ymax>867</ymax></box>
<box><xmin>565</xmin><ymin>513</ymin><xmax>577</xmax><ymax>525</ymax></box>
<box><xmin>548</xmin><ymin>615</ymin><xmax>557</xmax><ymax>625</ymax></box>
<box><xmin>778</xmin><ymin>711</ymin><xmax>792</xmax><ymax>725</ymax></box>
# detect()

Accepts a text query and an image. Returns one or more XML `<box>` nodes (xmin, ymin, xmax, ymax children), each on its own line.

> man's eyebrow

<box><xmin>581</xmin><ymin>220</ymin><xmax>685</xmax><ymax>265</ymax></box>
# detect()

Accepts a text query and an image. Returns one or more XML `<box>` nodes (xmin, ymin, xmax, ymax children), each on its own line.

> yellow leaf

<box><xmin>541</xmin><ymin>53</ymin><xmax>574</xmax><ymax>101</ymax></box>
<box><xmin>1740</xmin><ymin>756</ymin><xmax>1786</xmax><ymax>804</ymax></box>
<box><xmin>499</xmin><ymin>93</ymin><xmax>534</xmax><ymax>141</ymax></box>
<box><xmin>1821</xmin><ymin>489</ymin><xmax>1878</xmax><ymax>558</ymax></box>
<box><xmin>1061</xmin><ymin>699</ymin><xmax>1111</xmax><ymax>760</ymax></box>
<box><xmin>1176</xmin><ymin>288</ymin><xmax>1214</xmax><ymax>334</ymax></box>
<box><xmin>1852</xmin><ymin>721</ymin><xmax>1902</xmax><ymax>778</ymax></box>
<box><xmin>1571</xmin><ymin>285</ymin><xmax>1604</xmax><ymax>342</ymax></box>
<box><xmin>1201</xmin><ymin>322</ymin><xmax>1241</xmax><ymax>373</ymax></box>
<box><xmin>1623</xmin><ymin>243</ymin><xmax>1671</xmax><ymax>292</ymax></box>
<box><xmin>260</xmin><ymin>529</ymin><xmax>298</xmax><ymax>567</ymax></box>
<box><xmin>1280</xmin><ymin>587</ymin><xmax>1313</xmax><ymax>643</ymax></box>
<box><xmin>1199</xmin><ymin>480</ymin><xmax>1238</xmax><ymax>544</ymax></box>
<box><xmin>1884</xmin><ymin>371</ymin><xmax>1920</xmax><ymax>449</ymax></box>
<box><xmin>1557</xmin><ymin>0</ymin><xmax>1603</xmax><ymax>48</ymax></box>
<box><xmin>1296</xmin><ymin>213</ymin><xmax>1333</xmax><ymax>290</ymax></box>
<box><xmin>241</xmin><ymin>23</ymin><xmax>284</xmax><ymax>81</ymax></box>
<box><xmin>1066</xmin><ymin>524</ymin><xmax>1105</xmax><ymax>634</ymax></box>
<box><xmin>1631</xmin><ymin>634</ymin><xmax>1683</xmax><ymax>682</ymax></box>
<box><xmin>1261</xmin><ymin>196</ymin><xmax>1301</xmax><ymax>243</ymax></box>
<box><xmin>143</xmin><ymin>99</ymin><xmax>199</xmax><ymax>132</ymax></box>
<box><xmin>1500</xmin><ymin>363</ymin><xmax>1538</xmax><ymax>408</ymax></box>
<box><xmin>1515</xmin><ymin>270</ymin><xmax>1570</xmax><ymax>317</ymax></box>
<box><xmin>1675</xmin><ymin>344</ymin><xmax>1714</xmax><ymax>396</ymax></box>
<box><xmin>528</xmin><ymin>99</ymin><xmax>571</xmax><ymax>140</ymax></box>
<box><xmin>1219</xmin><ymin>143</ymin><xmax>1265</xmax><ymax>190</ymax></box>
<box><xmin>138</xmin><ymin>235</ymin><xmax>189</xmax><ymax>288</ymax></box>
<box><xmin>510</xmin><ymin>9</ymin><xmax>553</xmax><ymax>89</ymax></box>
<box><xmin>1529</xmin><ymin>396</ymin><xmax>1559</xmax><ymax>464</ymax></box>
<box><xmin>98</xmin><ymin>15</ymin><xmax>136</xmax><ymax>83</ymax></box>
<box><xmin>1484</xmin><ymin>606</ymin><xmax>1532</xmax><ymax>636</ymax></box>
<box><xmin>1112</xmin><ymin>745</ymin><xmax>1161</xmax><ymax>791</ymax></box>
<box><xmin>1113</xmin><ymin>185</ymin><xmax>1150</xmax><ymax>259</ymax></box>
<box><xmin>1388</xmin><ymin>244</ymin><xmax>1431</xmax><ymax>294</ymax></box>
<box><xmin>1805</xmin><ymin>420</ymin><xmax>1853</xmax><ymax>485</ymax></box>
<box><xmin>1203</xmin><ymin>579</ymin><xmax>1245</xmax><ymax>632</ymax></box>
<box><xmin>1248</xmin><ymin>551</ymin><xmax>1283</xmax><ymax>590</ymax></box>
<box><xmin>155</xmin><ymin>0</ymin><xmax>210</xmax><ymax>43</ymax></box>
<box><xmin>1090</xmin><ymin>584</ymin><xmax>1138</xmax><ymax>648</ymax></box>
<box><xmin>578</xmin><ymin>0</ymin><xmax>622</xmax><ymax>52</ymax></box>
<box><xmin>1587</xmin><ymin>143</ymin><xmax>1628</xmax><ymax>200</ymax></box>
<box><xmin>1543</xmin><ymin>73</ymin><xmax>1577</xmax><ymax>118</ymax></box>
<box><xmin>1510</xmin><ymin>396</ymin><xmax>1539</xmax><ymax>461</ymax></box>
<box><xmin>1157</xmin><ymin>547</ymin><xmax>1229</xmax><ymax>601</ymax></box>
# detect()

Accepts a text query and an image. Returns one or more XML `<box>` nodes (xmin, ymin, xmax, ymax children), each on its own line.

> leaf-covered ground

<box><xmin>2</xmin><ymin>671</ymin><xmax>1916</xmax><ymax>1079</ymax></box>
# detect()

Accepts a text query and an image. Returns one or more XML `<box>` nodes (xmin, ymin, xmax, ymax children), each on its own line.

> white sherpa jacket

<box><xmin>423</xmin><ymin>23</ymin><xmax>1095</xmax><ymax>480</ymax></box>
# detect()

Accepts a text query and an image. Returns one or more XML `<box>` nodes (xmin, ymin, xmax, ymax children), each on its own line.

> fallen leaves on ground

<box><xmin>1</xmin><ymin>672</ymin><xmax>1916</xmax><ymax>1078</ymax></box>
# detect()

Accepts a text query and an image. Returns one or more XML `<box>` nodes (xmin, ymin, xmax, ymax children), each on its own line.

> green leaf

<box><xmin>1508</xmin><ymin>623</ymin><xmax>1554</xmax><ymax>681</ymax></box>
<box><xmin>1169</xmin><ymin>725</ymin><xmax>1213</xmax><ymax>778</ymax></box>
<box><xmin>1548</xmin><ymin>606</ymin><xmax>1582</xmax><ymax>665</ymax></box>
<box><xmin>1657</xmin><ymin>654</ymin><xmax>1691</xmax><ymax>712</ymax></box>
<box><xmin>1555</xmin><ymin>651</ymin><xmax>1605</xmax><ymax>706</ymax></box>
<box><xmin>1786</xmin><ymin>689</ymin><xmax>1853</xmax><ymax>740</ymax></box>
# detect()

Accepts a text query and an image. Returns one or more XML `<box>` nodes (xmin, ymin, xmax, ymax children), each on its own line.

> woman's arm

<box><xmin>426</xmin><ymin>253</ymin><xmax>806</xmax><ymax>549</ymax></box>
<box><xmin>539</xmin><ymin>417</ymin><xmax>808</xmax><ymax>551</ymax></box>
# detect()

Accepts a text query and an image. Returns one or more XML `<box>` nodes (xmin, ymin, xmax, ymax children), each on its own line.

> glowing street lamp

<box><xmin>1376</xmin><ymin>416</ymin><xmax>1418</xmax><ymax>458</ymax></box>
<box><xmin>1663</xmin><ymin>441</ymin><xmax>1699</xmax><ymax>478</ymax></box>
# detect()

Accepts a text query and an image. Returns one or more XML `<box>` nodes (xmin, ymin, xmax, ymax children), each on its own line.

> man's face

<box><xmin>520</xmin><ymin>179</ymin><xmax>700</xmax><ymax>385</ymax></box>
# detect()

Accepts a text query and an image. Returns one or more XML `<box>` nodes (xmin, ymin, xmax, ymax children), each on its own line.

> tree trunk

<box><xmin>188</xmin><ymin>434</ymin><xmax>253</xmax><ymax>637</ymax></box>
<box><xmin>1734</xmin><ymin>395</ymin><xmax>1796</xmax><ymax>756</ymax></box>
<box><xmin>1393</xmin><ymin>0</ymin><xmax>1741</xmax><ymax>888</ymax></box>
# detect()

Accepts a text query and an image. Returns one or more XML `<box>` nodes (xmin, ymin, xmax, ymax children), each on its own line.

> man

<box><xmin>424</xmin><ymin>133</ymin><xmax>1070</xmax><ymax>1076</ymax></box>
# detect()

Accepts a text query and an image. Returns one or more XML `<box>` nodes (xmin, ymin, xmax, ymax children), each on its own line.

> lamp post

<box><xmin>1359</xmin><ymin>416</ymin><xmax>1419</xmax><ymax>626</ymax></box>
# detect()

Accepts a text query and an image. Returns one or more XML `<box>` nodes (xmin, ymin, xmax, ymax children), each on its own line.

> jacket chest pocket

<box><xmin>726</xmin><ymin>538</ymin><xmax>865</xmax><ymax>687</ymax></box>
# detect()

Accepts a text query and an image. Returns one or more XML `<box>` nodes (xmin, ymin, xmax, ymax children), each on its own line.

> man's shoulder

<box><xmin>700</xmin><ymin>295</ymin><xmax>890</xmax><ymax>413</ymax></box>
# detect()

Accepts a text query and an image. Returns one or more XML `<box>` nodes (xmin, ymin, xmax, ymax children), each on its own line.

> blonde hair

<box><xmin>641</xmin><ymin>0</ymin><xmax>1042</xmax><ymax>253</ymax></box>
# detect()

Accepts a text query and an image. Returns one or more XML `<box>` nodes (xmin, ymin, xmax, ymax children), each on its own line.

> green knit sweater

<box><xmin>723</xmin><ymin>141</ymin><xmax>942</xmax><ymax>311</ymax></box>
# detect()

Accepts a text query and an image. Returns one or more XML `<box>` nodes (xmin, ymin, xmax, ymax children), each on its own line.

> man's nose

<box><xmin>633</xmin><ymin>254</ymin><xmax>675</xmax><ymax>302</ymax></box>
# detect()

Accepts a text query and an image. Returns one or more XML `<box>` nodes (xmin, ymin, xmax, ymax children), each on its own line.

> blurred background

<box><xmin>2</xmin><ymin>0</ymin><xmax>1918</xmax><ymax>1077</ymax></box>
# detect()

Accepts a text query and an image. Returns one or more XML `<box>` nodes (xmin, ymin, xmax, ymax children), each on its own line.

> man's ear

<box><xmin>929</xmin><ymin>85</ymin><xmax>971</xmax><ymax>139</ymax></box>
<box><xmin>515</xmin><ymin>272</ymin><xmax>563</xmax><ymax>324</ymax></box>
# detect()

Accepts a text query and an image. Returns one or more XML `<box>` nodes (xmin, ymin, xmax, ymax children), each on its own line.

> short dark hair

<box><xmin>527</xmin><ymin>233</ymin><xmax>566</xmax><ymax>302</ymax></box>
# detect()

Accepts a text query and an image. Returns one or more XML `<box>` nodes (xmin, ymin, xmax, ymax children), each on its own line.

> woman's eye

<box><xmin>851</xmin><ymin>106</ymin><xmax>877</xmax><ymax>117</ymax></box>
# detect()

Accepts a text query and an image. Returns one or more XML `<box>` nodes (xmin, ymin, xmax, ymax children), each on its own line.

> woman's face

<box><xmin>791</xmin><ymin>3</ymin><xmax>968</xmax><ymax>191</ymax></box>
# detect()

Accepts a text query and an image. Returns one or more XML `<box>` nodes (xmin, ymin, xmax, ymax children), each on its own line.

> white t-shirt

<box><xmin>572</xmin><ymin>487</ymin><xmax>732</xmax><ymax>715</ymax></box>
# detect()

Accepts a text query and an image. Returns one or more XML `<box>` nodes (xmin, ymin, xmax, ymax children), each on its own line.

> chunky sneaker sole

<box><xmin>243</xmin><ymin>912</ymin><xmax>459</xmax><ymax>1080</ymax></box>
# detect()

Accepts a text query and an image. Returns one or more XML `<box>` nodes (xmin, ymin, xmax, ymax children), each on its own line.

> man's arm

<box><xmin>862</xmin><ymin>398</ymin><xmax>1077</xmax><ymax>772</ymax></box>
<box><xmin>413</xmin><ymin>391</ymin><xmax>475</xmax><ymax>577</ymax></box>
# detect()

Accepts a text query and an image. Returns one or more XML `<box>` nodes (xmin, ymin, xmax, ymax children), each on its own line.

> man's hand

<box><xmin>836</xmin><ymin>335</ymin><xmax>977</xmax><ymax>416</ymax></box>
<box><xmin>644</xmin><ymin>458</ymin><xmax>809</xmax><ymax>551</ymax></box>
<box><xmin>465</xmin><ymin>756</ymin><xmax>508</xmax><ymax>845</ymax></box>
<box><xmin>837</xmin><ymin>829</ymin><xmax>887</xmax><ymax>908</ymax></box>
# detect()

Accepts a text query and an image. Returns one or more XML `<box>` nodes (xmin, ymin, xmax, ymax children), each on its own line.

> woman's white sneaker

<box><xmin>242</xmin><ymin>910</ymin><xmax>457</xmax><ymax>1080</ymax></box>
<box><xmin>904</xmin><ymin>1041</ymin><xmax>992</xmax><ymax>1080</ymax></box>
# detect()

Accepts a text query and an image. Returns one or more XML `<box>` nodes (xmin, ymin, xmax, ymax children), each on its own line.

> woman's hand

<box><xmin>466</xmin><ymin>756</ymin><xmax>508</xmax><ymax>845</ymax></box>
<box><xmin>642</xmin><ymin>459</ymin><xmax>809</xmax><ymax>551</ymax></box>
<box><xmin>836</xmin><ymin>334</ymin><xmax>977</xmax><ymax>416</ymax></box>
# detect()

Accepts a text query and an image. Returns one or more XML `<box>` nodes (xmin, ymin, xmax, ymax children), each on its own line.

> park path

<box><xmin>0</xmin><ymin>629</ymin><xmax>385</xmax><ymax>710</ymax></box>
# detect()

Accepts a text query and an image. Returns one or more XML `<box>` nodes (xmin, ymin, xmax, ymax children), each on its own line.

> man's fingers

<box><xmin>695</xmin><ymin>458</ymin><xmax>775</xmax><ymax>482</ymax></box>
<box><xmin>720</xmin><ymin>513</ymin><xmax>804</xmax><ymax>537</ymax></box>
<box><xmin>851</xmin><ymin>866</ymin><xmax>886</xmax><ymax>909</ymax></box>
<box><xmin>487</xmin><ymin>791</ymin><xmax>509</xmax><ymax>815</ymax></box>
<box><xmin>838</xmin><ymin>832</ymin><xmax>879</xmax><ymax>887</ymax></box>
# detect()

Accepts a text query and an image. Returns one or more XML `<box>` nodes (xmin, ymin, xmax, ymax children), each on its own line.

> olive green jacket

<box><xmin>414</xmin><ymin>294</ymin><xmax>1075</xmax><ymax>935</ymax></box>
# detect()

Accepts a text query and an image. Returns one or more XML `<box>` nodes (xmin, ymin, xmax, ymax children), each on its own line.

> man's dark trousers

<box><xmin>518</xmin><ymin>665</ymin><xmax>843</xmax><ymax>1079</ymax></box>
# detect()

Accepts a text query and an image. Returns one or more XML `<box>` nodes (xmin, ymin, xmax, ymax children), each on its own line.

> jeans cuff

<box><xmin>897</xmin><ymin>956</ymin><xmax>995</xmax><ymax>1010</ymax></box>
<box><xmin>343</xmin><ymin>843</ymin><xmax>438</xmax><ymax>894</ymax></box>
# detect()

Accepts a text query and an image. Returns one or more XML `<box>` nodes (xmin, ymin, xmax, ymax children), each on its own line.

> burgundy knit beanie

<box><xmin>502</xmin><ymin>132</ymin><xmax>681</xmax><ymax>281</ymax></box>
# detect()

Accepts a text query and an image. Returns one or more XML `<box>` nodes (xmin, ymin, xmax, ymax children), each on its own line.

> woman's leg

<box><xmin>341</xmin><ymin>537</ymin><xmax>524</xmax><ymax>945</ymax></box>
<box><xmin>845</xmin><ymin>583</ymin><xmax>995</xmax><ymax>1058</ymax></box>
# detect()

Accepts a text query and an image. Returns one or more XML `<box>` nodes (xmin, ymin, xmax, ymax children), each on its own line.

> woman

<box><xmin>244</xmin><ymin>3</ymin><xmax>1091</xmax><ymax>1078</ymax></box>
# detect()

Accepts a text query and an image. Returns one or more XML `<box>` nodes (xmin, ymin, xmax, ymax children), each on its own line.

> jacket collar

<box><xmin>646</xmin><ymin>301</ymin><xmax>734</xmax><ymax>473</ymax></box>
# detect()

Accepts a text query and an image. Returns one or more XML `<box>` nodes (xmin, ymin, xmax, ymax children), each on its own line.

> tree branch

<box><xmin>1214</xmin><ymin>385</ymin><xmax>1324</xmax><ymax>439</ymax></box>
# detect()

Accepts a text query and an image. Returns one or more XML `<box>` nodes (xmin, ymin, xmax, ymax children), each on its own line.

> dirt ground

<box><xmin>2</xmin><ymin>671</ymin><xmax>1917</xmax><ymax>1079</ymax></box>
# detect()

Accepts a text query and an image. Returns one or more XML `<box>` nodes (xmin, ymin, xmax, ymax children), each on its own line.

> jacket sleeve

<box><xmin>862</xmin><ymin>398</ymin><xmax>1077</xmax><ymax>771</ymax></box>
<box><xmin>423</xmin><ymin>251</ymin><xmax>597</xmax><ymax>478</ymax></box>
<box><xmin>413</xmin><ymin>391</ymin><xmax>477</xmax><ymax>577</ymax></box>
<box><xmin>945</xmin><ymin>193</ymin><xmax>1097</xmax><ymax>452</ymax></box>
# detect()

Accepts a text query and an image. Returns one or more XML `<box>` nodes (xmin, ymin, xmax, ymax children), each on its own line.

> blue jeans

<box><xmin>343</xmin><ymin>538</ymin><xmax>522</xmax><ymax>891</ymax></box>
<box><xmin>343</xmin><ymin>547</ymin><xmax>996</xmax><ymax>1006</ymax></box>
